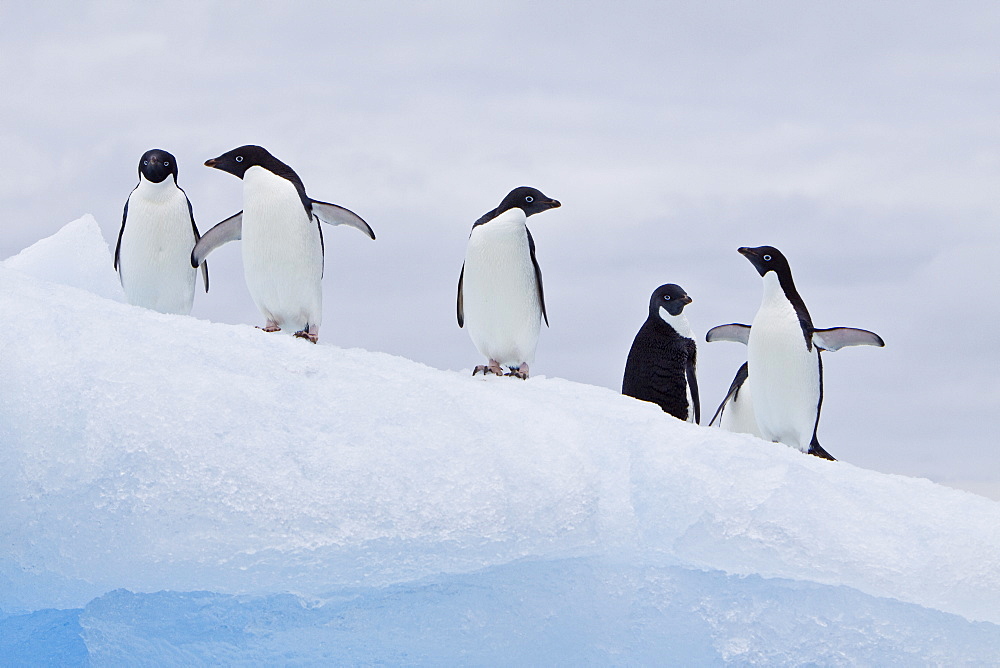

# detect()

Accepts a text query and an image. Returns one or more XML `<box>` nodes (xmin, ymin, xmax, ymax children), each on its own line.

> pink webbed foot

<box><xmin>294</xmin><ymin>324</ymin><xmax>319</xmax><ymax>344</ymax></box>
<box><xmin>505</xmin><ymin>363</ymin><xmax>529</xmax><ymax>380</ymax></box>
<box><xmin>473</xmin><ymin>359</ymin><xmax>505</xmax><ymax>376</ymax></box>
<box><xmin>257</xmin><ymin>320</ymin><xmax>281</xmax><ymax>333</ymax></box>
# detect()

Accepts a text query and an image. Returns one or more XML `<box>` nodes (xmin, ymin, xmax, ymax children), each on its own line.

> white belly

<box><xmin>747</xmin><ymin>279</ymin><xmax>820</xmax><ymax>451</ymax></box>
<box><xmin>462</xmin><ymin>209</ymin><xmax>541</xmax><ymax>367</ymax></box>
<box><xmin>119</xmin><ymin>181</ymin><xmax>197</xmax><ymax>315</ymax></box>
<box><xmin>241</xmin><ymin>167</ymin><xmax>324</xmax><ymax>332</ymax></box>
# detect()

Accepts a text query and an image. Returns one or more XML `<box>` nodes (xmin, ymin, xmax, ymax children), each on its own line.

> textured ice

<box><xmin>1</xmin><ymin>220</ymin><xmax>999</xmax><ymax>663</ymax></box>
<box><xmin>1</xmin><ymin>214</ymin><xmax>124</xmax><ymax>302</ymax></box>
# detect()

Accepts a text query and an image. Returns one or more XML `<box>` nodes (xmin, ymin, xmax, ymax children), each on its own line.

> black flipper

<box><xmin>457</xmin><ymin>263</ymin><xmax>465</xmax><ymax>327</ymax></box>
<box><xmin>709</xmin><ymin>362</ymin><xmax>749</xmax><ymax>427</ymax></box>
<box><xmin>182</xmin><ymin>189</ymin><xmax>209</xmax><ymax>292</ymax></box>
<box><xmin>685</xmin><ymin>343</ymin><xmax>701</xmax><ymax>424</ymax></box>
<box><xmin>527</xmin><ymin>227</ymin><xmax>548</xmax><ymax>327</ymax></box>
<box><xmin>114</xmin><ymin>189</ymin><xmax>136</xmax><ymax>272</ymax></box>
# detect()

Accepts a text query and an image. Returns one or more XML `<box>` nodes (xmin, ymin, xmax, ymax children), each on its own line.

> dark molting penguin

<box><xmin>706</xmin><ymin>246</ymin><xmax>884</xmax><ymax>460</ymax></box>
<box><xmin>457</xmin><ymin>186</ymin><xmax>561</xmax><ymax>379</ymax></box>
<box><xmin>622</xmin><ymin>284</ymin><xmax>700</xmax><ymax>423</ymax></box>
<box><xmin>115</xmin><ymin>149</ymin><xmax>208</xmax><ymax>314</ymax></box>
<box><xmin>192</xmin><ymin>145</ymin><xmax>374</xmax><ymax>343</ymax></box>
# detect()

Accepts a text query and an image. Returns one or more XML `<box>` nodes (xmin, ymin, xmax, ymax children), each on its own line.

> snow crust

<box><xmin>1</xmin><ymin>220</ymin><xmax>998</xmax><ymax>663</ymax></box>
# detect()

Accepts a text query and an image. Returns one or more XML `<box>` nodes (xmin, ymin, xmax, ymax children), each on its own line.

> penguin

<box><xmin>707</xmin><ymin>362</ymin><xmax>762</xmax><ymax>437</ymax></box>
<box><xmin>114</xmin><ymin>149</ymin><xmax>208</xmax><ymax>315</ymax></box>
<box><xmin>457</xmin><ymin>186</ymin><xmax>560</xmax><ymax>379</ymax></box>
<box><xmin>705</xmin><ymin>246</ymin><xmax>885</xmax><ymax>460</ymax></box>
<box><xmin>622</xmin><ymin>283</ymin><xmax>700</xmax><ymax>423</ymax></box>
<box><xmin>191</xmin><ymin>145</ymin><xmax>375</xmax><ymax>343</ymax></box>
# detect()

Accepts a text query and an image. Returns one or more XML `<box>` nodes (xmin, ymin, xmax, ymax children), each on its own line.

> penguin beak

<box><xmin>204</xmin><ymin>158</ymin><xmax>219</xmax><ymax>168</ymax></box>
<box><xmin>682</xmin><ymin>295</ymin><xmax>693</xmax><ymax>305</ymax></box>
<box><xmin>546</xmin><ymin>199</ymin><xmax>561</xmax><ymax>209</ymax></box>
<box><xmin>738</xmin><ymin>246</ymin><xmax>754</xmax><ymax>258</ymax></box>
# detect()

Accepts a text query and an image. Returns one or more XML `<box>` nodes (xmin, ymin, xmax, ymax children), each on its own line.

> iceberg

<box><xmin>1</xmin><ymin>220</ymin><xmax>998</xmax><ymax>664</ymax></box>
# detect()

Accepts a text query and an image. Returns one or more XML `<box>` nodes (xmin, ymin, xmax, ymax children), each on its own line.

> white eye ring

<box><xmin>143</xmin><ymin>160</ymin><xmax>148</xmax><ymax>165</ymax></box>
<box><xmin>235</xmin><ymin>156</ymin><xmax>243</xmax><ymax>162</ymax></box>
<box><xmin>163</xmin><ymin>161</ymin><xmax>170</xmax><ymax>166</ymax></box>
<box><xmin>763</xmin><ymin>254</ymin><xmax>772</xmax><ymax>261</ymax></box>
<box><xmin>664</xmin><ymin>295</ymin><xmax>671</xmax><ymax>300</ymax></box>
<box><xmin>525</xmin><ymin>195</ymin><xmax>533</xmax><ymax>202</ymax></box>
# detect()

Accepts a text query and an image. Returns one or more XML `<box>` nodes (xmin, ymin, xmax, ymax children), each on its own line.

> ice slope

<box><xmin>0</xmin><ymin>218</ymin><xmax>999</xmax><ymax>664</ymax></box>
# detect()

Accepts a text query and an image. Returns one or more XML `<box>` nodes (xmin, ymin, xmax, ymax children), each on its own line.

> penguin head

<box><xmin>497</xmin><ymin>187</ymin><xmax>561</xmax><ymax>217</ymax></box>
<box><xmin>650</xmin><ymin>283</ymin><xmax>692</xmax><ymax>317</ymax></box>
<box><xmin>138</xmin><ymin>149</ymin><xmax>178</xmax><ymax>184</ymax></box>
<box><xmin>738</xmin><ymin>246</ymin><xmax>789</xmax><ymax>277</ymax></box>
<box><xmin>205</xmin><ymin>145</ymin><xmax>276</xmax><ymax>179</ymax></box>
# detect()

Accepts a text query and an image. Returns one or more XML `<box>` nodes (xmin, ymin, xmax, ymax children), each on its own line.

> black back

<box><xmin>622</xmin><ymin>284</ymin><xmax>699</xmax><ymax>422</ymax></box>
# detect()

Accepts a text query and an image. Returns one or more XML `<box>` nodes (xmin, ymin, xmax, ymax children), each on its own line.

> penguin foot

<box><xmin>257</xmin><ymin>321</ymin><xmax>281</xmax><ymax>333</ymax></box>
<box><xmin>505</xmin><ymin>363</ymin><xmax>529</xmax><ymax>380</ymax></box>
<box><xmin>473</xmin><ymin>360</ymin><xmax>505</xmax><ymax>376</ymax></box>
<box><xmin>294</xmin><ymin>330</ymin><xmax>319</xmax><ymax>344</ymax></box>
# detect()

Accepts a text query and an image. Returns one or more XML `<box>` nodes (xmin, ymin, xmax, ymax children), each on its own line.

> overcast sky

<box><xmin>2</xmin><ymin>1</ymin><xmax>998</xmax><ymax>499</ymax></box>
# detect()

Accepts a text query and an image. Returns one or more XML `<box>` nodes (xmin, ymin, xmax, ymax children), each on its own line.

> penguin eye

<box><xmin>235</xmin><ymin>156</ymin><xmax>243</xmax><ymax>163</ymax></box>
<box><xmin>525</xmin><ymin>195</ymin><xmax>534</xmax><ymax>203</ymax></box>
<box><xmin>763</xmin><ymin>254</ymin><xmax>772</xmax><ymax>261</ymax></box>
<box><xmin>163</xmin><ymin>161</ymin><xmax>170</xmax><ymax>167</ymax></box>
<box><xmin>143</xmin><ymin>160</ymin><xmax>148</xmax><ymax>166</ymax></box>
<box><xmin>663</xmin><ymin>295</ymin><xmax>671</xmax><ymax>301</ymax></box>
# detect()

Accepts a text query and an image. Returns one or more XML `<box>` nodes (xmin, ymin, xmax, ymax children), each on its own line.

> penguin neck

<box><xmin>760</xmin><ymin>270</ymin><xmax>814</xmax><ymax>347</ymax></box>
<box><xmin>657</xmin><ymin>307</ymin><xmax>693</xmax><ymax>340</ymax></box>
<box><xmin>134</xmin><ymin>175</ymin><xmax>176</xmax><ymax>202</ymax></box>
<box><xmin>473</xmin><ymin>207</ymin><xmax>526</xmax><ymax>234</ymax></box>
<box><xmin>473</xmin><ymin>206</ymin><xmax>526</xmax><ymax>230</ymax></box>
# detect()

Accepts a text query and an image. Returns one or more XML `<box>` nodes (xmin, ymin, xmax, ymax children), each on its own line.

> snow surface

<box><xmin>1</xmin><ymin>219</ymin><xmax>999</xmax><ymax>664</ymax></box>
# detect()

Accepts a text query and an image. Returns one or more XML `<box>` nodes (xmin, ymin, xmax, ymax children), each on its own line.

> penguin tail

<box><xmin>808</xmin><ymin>436</ymin><xmax>836</xmax><ymax>461</ymax></box>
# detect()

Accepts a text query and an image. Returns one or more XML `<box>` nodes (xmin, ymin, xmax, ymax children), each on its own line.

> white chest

<box><xmin>462</xmin><ymin>208</ymin><xmax>542</xmax><ymax>365</ymax></box>
<box><xmin>123</xmin><ymin>178</ymin><xmax>192</xmax><ymax>245</ymax></box>
<box><xmin>746</xmin><ymin>273</ymin><xmax>820</xmax><ymax>450</ymax></box>
<box><xmin>119</xmin><ymin>178</ymin><xmax>197</xmax><ymax>315</ymax></box>
<box><xmin>239</xmin><ymin>166</ymin><xmax>324</xmax><ymax>329</ymax></box>
<box><xmin>658</xmin><ymin>308</ymin><xmax>693</xmax><ymax>340</ymax></box>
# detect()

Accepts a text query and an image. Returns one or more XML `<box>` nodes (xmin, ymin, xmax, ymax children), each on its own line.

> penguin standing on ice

<box><xmin>115</xmin><ymin>149</ymin><xmax>208</xmax><ymax>315</ymax></box>
<box><xmin>192</xmin><ymin>145</ymin><xmax>375</xmax><ymax>343</ymax></box>
<box><xmin>622</xmin><ymin>283</ymin><xmax>700</xmax><ymax>423</ymax></box>
<box><xmin>706</xmin><ymin>246</ymin><xmax>884</xmax><ymax>460</ymax></box>
<box><xmin>457</xmin><ymin>186</ymin><xmax>560</xmax><ymax>379</ymax></box>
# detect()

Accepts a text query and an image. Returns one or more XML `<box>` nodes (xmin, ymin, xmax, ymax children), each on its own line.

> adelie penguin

<box><xmin>191</xmin><ymin>145</ymin><xmax>375</xmax><ymax>343</ymax></box>
<box><xmin>706</xmin><ymin>246</ymin><xmax>884</xmax><ymax>460</ymax></box>
<box><xmin>457</xmin><ymin>186</ymin><xmax>560</xmax><ymax>379</ymax></box>
<box><xmin>115</xmin><ymin>149</ymin><xmax>208</xmax><ymax>315</ymax></box>
<box><xmin>622</xmin><ymin>284</ymin><xmax>700</xmax><ymax>423</ymax></box>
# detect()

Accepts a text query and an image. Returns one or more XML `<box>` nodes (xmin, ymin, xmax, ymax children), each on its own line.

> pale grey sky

<box><xmin>1</xmin><ymin>1</ymin><xmax>998</xmax><ymax>497</ymax></box>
